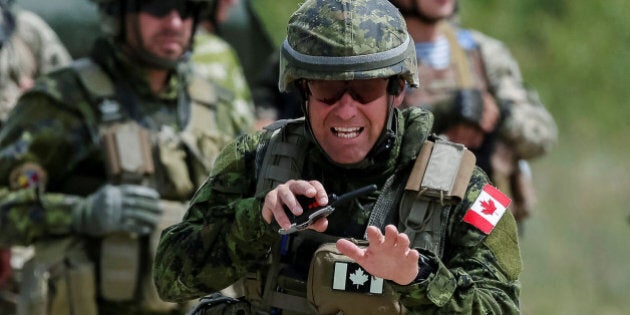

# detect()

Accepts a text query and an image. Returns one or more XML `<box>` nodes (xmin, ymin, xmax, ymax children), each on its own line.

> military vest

<box><xmin>242</xmin><ymin>119</ymin><xmax>475</xmax><ymax>314</ymax></box>
<box><xmin>18</xmin><ymin>58</ymin><xmax>236</xmax><ymax>315</ymax></box>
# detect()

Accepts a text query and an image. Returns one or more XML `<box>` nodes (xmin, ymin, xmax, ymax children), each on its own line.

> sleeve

<box><xmin>153</xmin><ymin>133</ymin><xmax>279</xmax><ymax>302</ymax></box>
<box><xmin>393</xmin><ymin>168</ymin><xmax>522</xmax><ymax>314</ymax></box>
<box><xmin>472</xmin><ymin>30</ymin><xmax>557</xmax><ymax>159</ymax></box>
<box><xmin>0</xmin><ymin>91</ymin><xmax>93</xmax><ymax>246</ymax></box>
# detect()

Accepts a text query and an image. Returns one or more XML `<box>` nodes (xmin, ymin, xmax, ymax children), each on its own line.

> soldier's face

<box><xmin>126</xmin><ymin>9</ymin><xmax>194</xmax><ymax>61</ymax></box>
<box><xmin>307</xmin><ymin>79</ymin><xmax>405</xmax><ymax>164</ymax></box>
<box><xmin>417</xmin><ymin>0</ymin><xmax>457</xmax><ymax>19</ymax></box>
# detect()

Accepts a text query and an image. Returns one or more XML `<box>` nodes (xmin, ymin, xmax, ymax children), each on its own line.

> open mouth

<box><xmin>331</xmin><ymin>127</ymin><xmax>363</xmax><ymax>139</ymax></box>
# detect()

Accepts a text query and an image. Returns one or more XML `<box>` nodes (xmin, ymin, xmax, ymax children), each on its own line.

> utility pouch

<box><xmin>400</xmin><ymin>139</ymin><xmax>476</xmax><ymax>255</ymax></box>
<box><xmin>405</xmin><ymin>139</ymin><xmax>476</xmax><ymax>204</ymax></box>
<box><xmin>307</xmin><ymin>242</ymin><xmax>406</xmax><ymax>315</ymax></box>
<box><xmin>100</xmin><ymin>232</ymin><xmax>140</xmax><ymax>301</ymax></box>
<box><xmin>155</xmin><ymin>126</ymin><xmax>195</xmax><ymax>199</ymax></box>
<box><xmin>101</xmin><ymin>121</ymin><xmax>154</xmax><ymax>184</ymax></box>
<box><xmin>18</xmin><ymin>239</ymin><xmax>97</xmax><ymax>315</ymax></box>
<box><xmin>188</xmin><ymin>293</ymin><xmax>251</xmax><ymax>315</ymax></box>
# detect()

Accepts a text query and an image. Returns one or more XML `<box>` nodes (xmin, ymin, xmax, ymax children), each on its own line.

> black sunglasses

<box><xmin>138</xmin><ymin>0</ymin><xmax>198</xmax><ymax>19</ymax></box>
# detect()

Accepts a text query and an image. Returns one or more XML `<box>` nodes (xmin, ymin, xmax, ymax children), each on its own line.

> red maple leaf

<box><xmin>480</xmin><ymin>199</ymin><xmax>496</xmax><ymax>215</ymax></box>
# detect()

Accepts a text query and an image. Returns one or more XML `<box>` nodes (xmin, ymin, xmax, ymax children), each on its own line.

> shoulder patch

<box><xmin>9</xmin><ymin>162</ymin><xmax>48</xmax><ymax>190</ymax></box>
<box><xmin>463</xmin><ymin>184</ymin><xmax>511</xmax><ymax>234</ymax></box>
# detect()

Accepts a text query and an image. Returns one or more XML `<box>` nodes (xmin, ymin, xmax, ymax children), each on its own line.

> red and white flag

<box><xmin>463</xmin><ymin>184</ymin><xmax>511</xmax><ymax>234</ymax></box>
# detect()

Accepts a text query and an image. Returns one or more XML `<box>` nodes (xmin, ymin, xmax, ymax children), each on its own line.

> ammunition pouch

<box><xmin>101</xmin><ymin>121</ymin><xmax>155</xmax><ymax>185</ymax></box>
<box><xmin>18</xmin><ymin>238</ymin><xmax>97</xmax><ymax>315</ymax></box>
<box><xmin>307</xmin><ymin>242</ymin><xmax>406</xmax><ymax>315</ymax></box>
<box><xmin>99</xmin><ymin>199</ymin><xmax>188</xmax><ymax>312</ymax></box>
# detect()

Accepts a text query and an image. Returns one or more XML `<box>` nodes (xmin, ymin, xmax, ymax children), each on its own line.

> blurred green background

<box><xmin>460</xmin><ymin>1</ymin><xmax>630</xmax><ymax>314</ymax></box>
<box><xmin>18</xmin><ymin>0</ymin><xmax>630</xmax><ymax>313</ymax></box>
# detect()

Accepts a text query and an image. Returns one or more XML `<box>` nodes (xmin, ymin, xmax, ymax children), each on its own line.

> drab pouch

<box><xmin>307</xmin><ymin>243</ymin><xmax>407</xmax><ymax>315</ymax></box>
<box><xmin>100</xmin><ymin>233</ymin><xmax>140</xmax><ymax>301</ymax></box>
<box><xmin>18</xmin><ymin>239</ymin><xmax>97</xmax><ymax>315</ymax></box>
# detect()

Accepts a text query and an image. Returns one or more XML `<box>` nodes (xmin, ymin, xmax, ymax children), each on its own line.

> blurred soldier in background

<box><xmin>192</xmin><ymin>0</ymin><xmax>257</xmax><ymax>129</ymax></box>
<box><xmin>0</xmin><ymin>0</ymin><xmax>252</xmax><ymax>314</ymax></box>
<box><xmin>389</xmin><ymin>0</ymin><xmax>557</xmax><ymax>230</ymax></box>
<box><xmin>0</xmin><ymin>1</ymin><xmax>71</xmax><ymax>313</ymax></box>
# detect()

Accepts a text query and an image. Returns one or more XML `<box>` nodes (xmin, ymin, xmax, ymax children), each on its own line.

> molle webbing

<box><xmin>400</xmin><ymin>139</ymin><xmax>475</xmax><ymax>257</ymax></box>
<box><xmin>255</xmin><ymin>119</ymin><xmax>308</xmax><ymax>196</ymax></box>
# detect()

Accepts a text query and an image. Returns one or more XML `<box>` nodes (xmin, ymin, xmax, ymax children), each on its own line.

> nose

<box><xmin>333</xmin><ymin>92</ymin><xmax>359</xmax><ymax>120</ymax></box>
<box><xmin>165</xmin><ymin>9</ymin><xmax>185</xmax><ymax>27</ymax></box>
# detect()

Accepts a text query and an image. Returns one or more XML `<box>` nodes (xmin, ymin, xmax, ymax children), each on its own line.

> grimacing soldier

<box><xmin>0</xmin><ymin>0</ymin><xmax>252</xmax><ymax>314</ymax></box>
<box><xmin>153</xmin><ymin>0</ymin><xmax>522</xmax><ymax>314</ymax></box>
<box><xmin>389</xmin><ymin>0</ymin><xmax>557</xmax><ymax>226</ymax></box>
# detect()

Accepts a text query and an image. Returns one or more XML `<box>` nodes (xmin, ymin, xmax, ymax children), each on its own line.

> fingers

<box><xmin>261</xmin><ymin>180</ymin><xmax>328</xmax><ymax>230</ymax></box>
<box><xmin>366</xmin><ymin>225</ymin><xmax>414</xmax><ymax>255</ymax></box>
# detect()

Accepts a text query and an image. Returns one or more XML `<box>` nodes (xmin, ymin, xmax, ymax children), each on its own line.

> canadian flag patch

<box><xmin>463</xmin><ymin>184</ymin><xmax>511</xmax><ymax>234</ymax></box>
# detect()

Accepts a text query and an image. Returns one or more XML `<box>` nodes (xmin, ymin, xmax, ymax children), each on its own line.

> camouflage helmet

<box><xmin>278</xmin><ymin>0</ymin><xmax>419</xmax><ymax>92</ymax></box>
<box><xmin>89</xmin><ymin>0</ymin><xmax>214</xmax><ymax>37</ymax></box>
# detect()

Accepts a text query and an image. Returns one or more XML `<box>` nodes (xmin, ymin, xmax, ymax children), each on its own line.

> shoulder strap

<box><xmin>72</xmin><ymin>58</ymin><xmax>115</xmax><ymax>99</ymax></box>
<box><xmin>399</xmin><ymin>138</ymin><xmax>476</xmax><ymax>257</ymax></box>
<box><xmin>254</xmin><ymin>118</ymin><xmax>308</xmax><ymax>198</ymax></box>
<box><xmin>439</xmin><ymin>21</ymin><xmax>474</xmax><ymax>89</ymax></box>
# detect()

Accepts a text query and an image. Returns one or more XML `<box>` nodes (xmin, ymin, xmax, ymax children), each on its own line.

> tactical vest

<box><xmin>239</xmin><ymin>120</ymin><xmax>475</xmax><ymax>314</ymax></box>
<box><xmin>19</xmin><ymin>58</ymin><xmax>235</xmax><ymax>315</ymax></box>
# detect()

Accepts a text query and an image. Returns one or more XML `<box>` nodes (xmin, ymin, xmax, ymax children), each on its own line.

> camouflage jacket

<box><xmin>0</xmin><ymin>8</ymin><xmax>72</xmax><ymax>123</ymax></box>
<box><xmin>0</xmin><ymin>36</ymin><xmax>253</xmax><ymax>243</ymax></box>
<box><xmin>153</xmin><ymin>107</ymin><xmax>522</xmax><ymax>314</ymax></box>
<box><xmin>402</xmin><ymin>25</ymin><xmax>557</xmax><ymax>160</ymax></box>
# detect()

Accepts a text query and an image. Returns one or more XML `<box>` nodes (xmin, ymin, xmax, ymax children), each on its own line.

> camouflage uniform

<box><xmin>154</xmin><ymin>0</ymin><xmax>522</xmax><ymax>313</ymax></box>
<box><xmin>397</xmin><ymin>18</ymin><xmax>557</xmax><ymax>223</ymax></box>
<box><xmin>192</xmin><ymin>29</ymin><xmax>255</xmax><ymax>130</ymax></box>
<box><xmin>154</xmin><ymin>108</ymin><xmax>522</xmax><ymax>314</ymax></box>
<box><xmin>0</xmin><ymin>8</ymin><xmax>72</xmax><ymax>124</ymax></box>
<box><xmin>0</xmin><ymin>0</ymin><xmax>252</xmax><ymax>313</ymax></box>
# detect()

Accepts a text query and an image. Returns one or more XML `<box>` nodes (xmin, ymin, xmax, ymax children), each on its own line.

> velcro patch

<box><xmin>463</xmin><ymin>184</ymin><xmax>511</xmax><ymax>234</ymax></box>
<box><xmin>332</xmin><ymin>261</ymin><xmax>383</xmax><ymax>294</ymax></box>
<box><xmin>9</xmin><ymin>162</ymin><xmax>47</xmax><ymax>190</ymax></box>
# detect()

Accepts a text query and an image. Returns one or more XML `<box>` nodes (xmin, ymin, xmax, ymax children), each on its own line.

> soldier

<box><xmin>389</xmin><ymin>0</ymin><xmax>557</xmax><ymax>227</ymax></box>
<box><xmin>192</xmin><ymin>0</ymin><xmax>257</xmax><ymax>130</ymax></box>
<box><xmin>153</xmin><ymin>0</ymin><xmax>522</xmax><ymax>313</ymax></box>
<box><xmin>0</xmin><ymin>0</ymin><xmax>253</xmax><ymax>314</ymax></box>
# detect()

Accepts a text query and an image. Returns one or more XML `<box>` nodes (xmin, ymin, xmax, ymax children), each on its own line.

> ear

<box><xmin>386</xmin><ymin>77</ymin><xmax>404</xmax><ymax>96</ymax></box>
<box><xmin>392</xmin><ymin>82</ymin><xmax>406</xmax><ymax>108</ymax></box>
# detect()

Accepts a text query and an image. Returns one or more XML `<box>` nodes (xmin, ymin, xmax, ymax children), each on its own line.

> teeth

<box><xmin>332</xmin><ymin>127</ymin><xmax>362</xmax><ymax>139</ymax></box>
